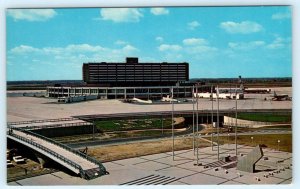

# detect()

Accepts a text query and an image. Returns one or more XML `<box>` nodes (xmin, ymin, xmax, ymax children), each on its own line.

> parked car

<box><xmin>7</xmin><ymin>160</ymin><xmax>14</xmax><ymax>167</ymax></box>
<box><xmin>13</xmin><ymin>156</ymin><xmax>25</xmax><ymax>164</ymax></box>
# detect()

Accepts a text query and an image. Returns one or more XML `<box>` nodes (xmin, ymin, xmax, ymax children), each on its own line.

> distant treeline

<box><xmin>7</xmin><ymin>80</ymin><xmax>85</xmax><ymax>90</ymax></box>
<box><xmin>7</xmin><ymin>77</ymin><xmax>292</xmax><ymax>90</ymax></box>
<box><xmin>190</xmin><ymin>77</ymin><xmax>292</xmax><ymax>87</ymax></box>
<box><xmin>190</xmin><ymin>77</ymin><xmax>291</xmax><ymax>83</ymax></box>
<box><xmin>7</xmin><ymin>80</ymin><xmax>84</xmax><ymax>85</ymax></box>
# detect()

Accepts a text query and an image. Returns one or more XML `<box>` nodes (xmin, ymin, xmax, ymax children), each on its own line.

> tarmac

<box><xmin>6</xmin><ymin>87</ymin><xmax>292</xmax><ymax>122</ymax></box>
<box><xmin>8</xmin><ymin>144</ymin><xmax>292</xmax><ymax>185</ymax></box>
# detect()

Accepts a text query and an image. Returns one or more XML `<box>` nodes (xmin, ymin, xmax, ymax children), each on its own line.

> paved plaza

<box><xmin>8</xmin><ymin>144</ymin><xmax>292</xmax><ymax>185</ymax></box>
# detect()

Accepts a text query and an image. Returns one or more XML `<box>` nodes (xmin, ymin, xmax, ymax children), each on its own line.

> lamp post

<box><xmin>161</xmin><ymin>116</ymin><xmax>164</xmax><ymax>135</ymax></box>
<box><xmin>277</xmin><ymin>140</ymin><xmax>280</xmax><ymax>151</ymax></box>
<box><xmin>251</xmin><ymin>136</ymin><xmax>254</xmax><ymax>146</ymax></box>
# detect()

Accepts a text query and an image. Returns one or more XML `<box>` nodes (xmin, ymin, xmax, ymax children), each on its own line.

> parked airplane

<box><xmin>161</xmin><ymin>95</ymin><xmax>180</xmax><ymax>102</ymax></box>
<box><xmin>131</xmin><ymin>97</ymin><xmax>153</xmax><ymax>104</ymax></box>
<box><xmin>272</xmin><ymin>91</ymin><xmax>291</xmax><ymax>101</ymax></box>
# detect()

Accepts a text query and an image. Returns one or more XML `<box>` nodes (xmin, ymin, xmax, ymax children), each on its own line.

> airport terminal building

<box><xmin>82</xmin><ymin>57</ymin><xmax>189</xmax><ymax>87</ymax></box>
<box><xmin>47</xmin><ymin>57</ymin><xmax>194</xmax><ymax>99</ymax></box>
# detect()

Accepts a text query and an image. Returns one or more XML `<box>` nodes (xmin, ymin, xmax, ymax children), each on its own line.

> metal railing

<box><xmin>10</xmin><ymin>127</ymin><xmax>107</xmax><ymax>175</ymax></box>
<box><xmin>8</xmin><ymin>131</ymin><xmax>84</xmax><ymax>176</ymax></box>
<box><xmin>7</xmin><ymin>117</ymin><xmax>78</xmax><ymax>126</ymax></box>
<box><xmin>19</xmin><ymin>122</ymin><xmax>93</xmax><ymax>130</ymax></box>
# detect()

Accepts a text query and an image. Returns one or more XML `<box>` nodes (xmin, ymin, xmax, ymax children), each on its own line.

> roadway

<box><xmin>67</xmin><ymin>126</ymin><xmax>291</xmax><ymax>149</ymax></box>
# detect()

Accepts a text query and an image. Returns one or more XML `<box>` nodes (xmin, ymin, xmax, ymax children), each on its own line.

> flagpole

<box><xmin>172</xmin><ymin>86</ymin><xmax>175</xmax><ymax>161</ymax></box>
<box><xmin>211</xmin><ymin>85</ymin><xmax>214</xmax><ymax>150</ymax></box>
<box><xmin>217</xmin><ymin>85</ymin><xmax>220</xmax><ymax>160</ymax></box>
<box><xmin>196</xmin><ymin>84</ymin><xmax>199</xmax><ymax>165</ymax></box>
<box><xmin>235</xmin><ymin>85</ymin><xmax>238</xmax><ymax>156</ymax></box>
<box><xmin>192</xmin><ymin>85</ymin><xmax>195</xmax><ymax>155</ymax></box>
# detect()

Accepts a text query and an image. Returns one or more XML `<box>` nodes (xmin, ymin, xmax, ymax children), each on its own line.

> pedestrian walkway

<box><xmin>7</xmin><ymin>128</ymin><xmax>108</xmax><ymax>180</ymax></box>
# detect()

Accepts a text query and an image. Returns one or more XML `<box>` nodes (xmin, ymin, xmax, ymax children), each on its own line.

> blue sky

<box><xmin>6</xmin><ymin>6</ymin><xmax>292</xmax><ymax>81</ymax></box>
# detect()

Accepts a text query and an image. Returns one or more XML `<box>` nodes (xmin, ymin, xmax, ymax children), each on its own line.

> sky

<box><xmin>6</xmin><ymin>6</ymin><xmax>292</xmax><ymax>81</ymax></box>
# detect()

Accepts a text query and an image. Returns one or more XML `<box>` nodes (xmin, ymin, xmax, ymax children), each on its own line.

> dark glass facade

<box><xmin>83</xmin><ymin>58</ymin><xmax>189</xmax><ymax>86</ymax></box>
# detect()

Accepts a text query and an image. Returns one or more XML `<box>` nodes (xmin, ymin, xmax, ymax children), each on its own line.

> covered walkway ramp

<box><xmin>7</xmin><ymin>127</ymin><xmax>108</xmax><ymax>180</ymax></box>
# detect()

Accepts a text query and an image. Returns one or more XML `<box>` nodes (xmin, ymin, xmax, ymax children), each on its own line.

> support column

<box><xmin>124</xmin><ymin>88</ymin><xmax>127</xmax><ymax>99</ymax></box>
<box><xmin>161</xmin><ymin>88</ymin><xmax>163</xmax><ymax>98</ymax></box>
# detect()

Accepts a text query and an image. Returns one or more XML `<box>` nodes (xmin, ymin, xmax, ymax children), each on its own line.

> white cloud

<box><xmin>100</xmin><ymin>8</ymin><xmax>143</xmax><ymax>23</ymax></box>
<box><xmin>10</xmin><ymin>45</ymin><xmax>40</xmax><ymax>53</ymax></box>
<box><xmin>158</xmin><ymin>44</ymin><xmax>182</xmax><ymax>51</ymax></box>
<box><xmin>183</xmin><ymin>38</ymin><xmax>208</xmax><ymax>46</ymax></box>
<box><xmin>182</xmin><ymin>38</ymin><xmax>217</xmax><ymax>54</ymax></box>
<box><xmin>150</xmin><ymin>8</ymin><xmax>169</xmax><ymax>15</ymax></box>
<box><xmin>266</xmin><ymin>37</ymin><xmax>289</xmax><ymax>49</ymax></box>
<box><xmin>227</xmin><ymin>37</ymin><xmax>290</xmax><ymax>51</ymax></box>
<box><xmin>272</xmin><ymin>12</ymin><xmax>291</xmax><ymax>20</ymax></box>
<box><xmin>228</xmin><ymin>41</ymin><xmax>266</xmax><ymax>50</ymax></box>
<box><xmin>115</xmin><ymin>40</ymin><xmax>128</xmax><ymax>46</ymax></box>
<box><xmin>220</xmin><ymin>21</ymin><xmax>263</xmax><ymax>34</ymax></box>
<box><xmin>7</xmin><ymin>9</ymin><xmax>57</xmax><ymax>21</ymax></box>
<box><xmin>121</xmin><ymin>45</ymin><xmax>138</xmax><ymax>52</ymax></box>
<box><xmin>187</xmin><ymin>21</ymin><xmax>200</xmax><ymax>30</ymax></box>
<box><xmin>185</xmin><ymin>46</ymin><xmax>218</xmax><ymax>54</ymax></box>
<box><xmin>65</xmin><ymin>44</ymin><xmax>105</xmax><ymax>52</ymax></box>
<box><xmin>158</xmin><ymin>38</ymin><xmax>217</xmax><ymax>60</ymax></box>
<box><xmin>9</xmin><ymin>43</ymin><xmax>139</xmax><ymax>63</ymax></box>
<box><xmin>155</xmin><ymin>36</ymin><xmax>164</xmax><ymax>42</ymax></box>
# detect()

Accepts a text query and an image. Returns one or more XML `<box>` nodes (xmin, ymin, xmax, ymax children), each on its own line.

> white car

<box><xmin>13</xmin><ymin>156</ymin><xmax>25</xmax><ymax>164</ymax></box>
<box><xmin>7</xmin><ymin>160</ymin><xmax>14</xmax><ymax>167</ymax></box>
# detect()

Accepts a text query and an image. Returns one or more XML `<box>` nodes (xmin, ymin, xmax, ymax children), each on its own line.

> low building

<box><xmin>47</xmin><ymin>86</ymin><xmax>193</xmax><ymax>99</ymax></box>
